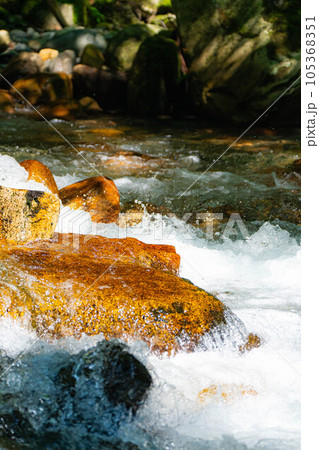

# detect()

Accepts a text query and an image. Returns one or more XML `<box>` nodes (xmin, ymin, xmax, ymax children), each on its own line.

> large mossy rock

<box><xmin>80</xmin><ymin>43</ymin><xmax>105</xmax><ymax>69</ymax></box>
<box><xmin>0</xmin><ymin>341</ymin><xmax>151</xmax><ymax>448</ymax></box>
<box><xmin>128</xmin><ymin>35</ymin><xmax>181</xmax><ymax>116</ymax></box>
<box><xmin>0</xmin><ymin>233</ymin><xmax>230</xmax><ymax>354</ymax></box>
<box><xmin>106</xmin><ymin>24</ymin><xmax>161</xmax><ymax>72</ymax></box>
<box><xmin>172</xmin><ymin>0</ymin><xmax>300</xmax><ymax>123</ymax></box>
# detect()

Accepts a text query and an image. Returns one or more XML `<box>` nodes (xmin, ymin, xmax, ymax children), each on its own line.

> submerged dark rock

<box><xmin>0</xmin><ymin>341</ymin><xmax>152</xmax><ymax>448</ymax></box>
<box><xmin>72</xmin><ymin>64</ymin><xmax>127</xmax><ymax>112</ymax></box>
<box><xmin>128</xmin><ymin>35</ymin><xmax>181</xmax><ymax>116</ymax></box>
<box><xmin>106</xmin><ymin>23</ymin><xmax>161</xmax><ymax>72</ymax></box>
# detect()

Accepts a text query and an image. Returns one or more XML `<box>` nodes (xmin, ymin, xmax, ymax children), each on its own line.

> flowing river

<box><xmin>0</xmin><ymin>115</ymin><xmax>300</xmax><ymax>449</ymax></box>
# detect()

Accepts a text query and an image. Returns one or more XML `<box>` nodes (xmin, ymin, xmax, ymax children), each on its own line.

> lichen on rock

<box><xmin>0</xmin><ymin>185</ymin><xmax>60</xmax><ymax>244</ymax></box>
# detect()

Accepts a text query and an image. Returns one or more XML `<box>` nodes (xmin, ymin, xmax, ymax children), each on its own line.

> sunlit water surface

<box><xmin>0</xmin><ymin>116</ymin><xmax>300</xmax><ymax>449</ymax></box>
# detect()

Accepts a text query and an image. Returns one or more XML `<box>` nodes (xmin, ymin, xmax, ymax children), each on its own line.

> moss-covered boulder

<box><xmin>128</xmin><ymin>35</ymin><xmax>181</xmax><ymax>116</ymax></box>
<box><xmin>106</xmin><ymin>24</ymin><xmax>161</xmax><ymax>72</ymax></box>
<box><xmin>151</xmin><ymin>13</ymin><xmax>177</xmax><ymax>30</ymax></box>
<box><xmin>80</xmin><ymin>43</ymin><xmax>105</xmax><ymax>69</ymax></box>
<box><xmin>93</xmin><ymin>0</ymin><xmax>171</xmax><ymax>30</ymax></box>
<box><xmin>172</xmin><ymin>0</ymin><xmax>300</xmax><ymax>123</ymax></box>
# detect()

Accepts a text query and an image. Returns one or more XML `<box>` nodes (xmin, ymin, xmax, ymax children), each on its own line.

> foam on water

<box><xmin>55</xmin><ymin>205</ymin><xmax>93</xmax><ymax>234</ymax></box>
<box><xmin>0</xmin><ymin>152</ymin><xmax>300</xmax><ymax>448</ymax></box>
<box><xmin>0</xmin><ymin>153</ymin><xmax>49</xmax><ymax>191</ymax></box>
<box><xmin>0</xmin><ymin>207</ymin><xmax>300</xmax><ymax>448</ymax></box>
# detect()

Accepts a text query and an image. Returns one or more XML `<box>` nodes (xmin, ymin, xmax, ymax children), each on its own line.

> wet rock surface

<box><xmin>11</xmin><ymin>72</ymin><xmax>73</xmax><ymax>105</ymax></box>
<box><xmin>0</xmin><ymin>341</ymin><xmax>151</xmax><ymax>449</ymax></box>
<box><xmin>0</xmin><ymin>232</ymin><xmax>234</xmax><ymax>354</ymax></box>
<box><xmin>59</xmin><ymin>176</ymin><xmax>120</xmax><ymax>223</ymax></box>
<box><xmin>42</xmin><ymin>28</ymin><xmax>108</xmax><ymax>56</ymax></box>
<box><xmin>20</xmin><ymin>159</ymin><xmax>59</xmax><ymax>195</ymax></box>
<box><xmin>43</xmin><ymin>49</ymin><xmax>76</xmax><ymax>75</ymax></box>
<box><xmin>0</xmin><ymin>185</ymin><xmax>60</xmax><ymax>244</ymax></box>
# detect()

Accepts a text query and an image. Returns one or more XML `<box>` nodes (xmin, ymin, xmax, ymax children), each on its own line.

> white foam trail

<box><xmin>0</xmin><ymin>153</ymin><xmax>49</xmax><ymax>191</ymax></box>
<box><xmin>0</xmin><ymin>201</ymin><xmax>300</xmax><ymax>449</ymax></box>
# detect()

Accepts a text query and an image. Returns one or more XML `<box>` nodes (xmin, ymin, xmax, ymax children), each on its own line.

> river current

<box><xmin>0</xmin><ymin>115</ymin><xmax>300</xmax><ymax>449</ymax></box>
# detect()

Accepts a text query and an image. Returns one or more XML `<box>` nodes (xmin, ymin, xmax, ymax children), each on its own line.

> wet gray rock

<box><xmin>9</xmin><ymin>29</ymin><xmax>28</xmax><ymax>43</ymax></box>
<box><xmin>43</xmin><ymin>28</ymin><xmax>109</xmax><ymax>56</ymax></box>
<box><xmin>26</xmin><ymin>27</ymin><xmax>37</xmax><ymax>38</ymax></box>
<box><xmin>0</xmin><ymin>341</ymin><xmax>152</xmax><ymax>449</ymax></box>
<box><xmin>13</xmin><ymin>42</ymin><xmax>32</xmax><ymax>52</ymax></box>
<box><xmin>44</xmin><ymin>49</ymin><xmax>76</xmax><ymax>74</ymax></box>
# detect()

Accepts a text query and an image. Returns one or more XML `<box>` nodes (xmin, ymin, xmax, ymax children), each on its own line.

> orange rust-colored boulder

<box><xmin>20</xmin><ymin>99</ymin><xmax>101</xmax><ymax>121</ymax></box>
<box><xmin>0</xmin><ymin>89</ymin><xmax>14</xmax><ymax>114</ymax></box>
<box><xmin>36</xmin><ymin>99</ymin><xmax>82</xmax><ymax>120</ymax></box>
<box><xmin>11</xmin><ymin>72</ymin><xmax>73</xmax><ymax>105</ymax></box>
<box><xmin>79</xmin><ymin>96</ymin><xmax>103</xmax><ymax>113</ymax></box>
<box><xmin>59</xmin><ymin>176</ymin><xmax>120</xmax><ymax>223</ymax></box>
<box><xmin>20</xmin><ymin>159</ymin><xmax>59</xmax><ymax>195</ymax></box>
<box><xmin>0</xmin><ymin>233</ymin><xmax>226</xmax><ymax>354</ymax></box>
